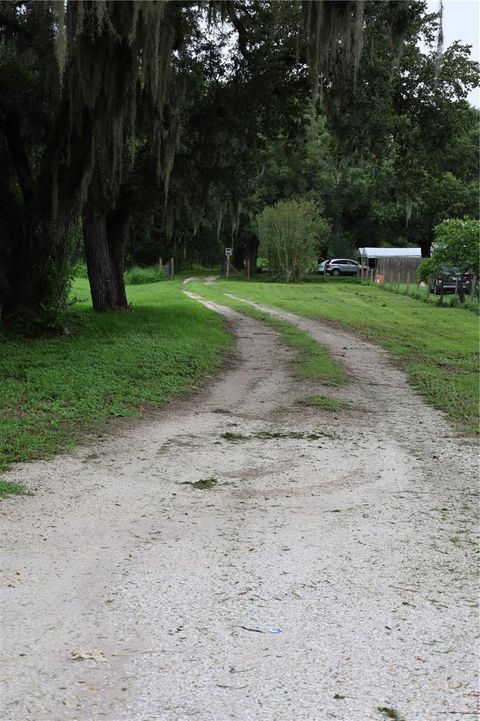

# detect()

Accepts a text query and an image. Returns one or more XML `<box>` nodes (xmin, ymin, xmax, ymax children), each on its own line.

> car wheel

<box><xmin>332</xmin><ymin>268</ymin><xmax>341</xmax><ymax>277</ymax></box>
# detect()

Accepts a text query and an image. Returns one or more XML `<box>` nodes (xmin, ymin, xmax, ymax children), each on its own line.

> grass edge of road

<box><xmin>0</xmin><ymin>280</ymin><xmax>232</xmax><ymax>493</ymax></box>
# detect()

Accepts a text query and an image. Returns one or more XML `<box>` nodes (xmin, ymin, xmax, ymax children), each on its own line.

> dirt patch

<box><xmin>0</xmin><ymin>294</ymin><xmax>478</xmax><ymax>721</ymax></box>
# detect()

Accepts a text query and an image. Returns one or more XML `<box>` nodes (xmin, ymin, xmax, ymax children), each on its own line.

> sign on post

<box><xmin>225</xmin><ymin>248</ymin><xmax>232</xmax><ymax>278</ymax></box>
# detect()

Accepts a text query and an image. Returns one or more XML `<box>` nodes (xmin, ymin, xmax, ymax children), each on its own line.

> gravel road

<box><xmin>1</xmin><ymin>292</ymin><xmax>478</xmax><ymax>721</ymax></box>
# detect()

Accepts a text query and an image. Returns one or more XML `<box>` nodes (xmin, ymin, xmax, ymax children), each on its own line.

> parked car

<box><xmin>429</xmin><ymin>267</ymin><xmax>472</xmax><ymax>295</ymax></box>
<box><xmin>317</xmin><ymin>259</ymin><xmax>360</xmax><ymax>276</ymax></box>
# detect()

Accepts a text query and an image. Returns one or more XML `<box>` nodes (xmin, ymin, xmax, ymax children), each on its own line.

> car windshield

<box><xmin>440</xmin><ymin>267</ymin><xmax>462</xmax><ymax>275</ymax></box>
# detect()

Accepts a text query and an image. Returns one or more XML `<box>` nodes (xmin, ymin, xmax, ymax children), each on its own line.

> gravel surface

<box><xmin>0</xmin><ymin>293</ymin><xmax>478</xmax><ymax>721</ymax></box>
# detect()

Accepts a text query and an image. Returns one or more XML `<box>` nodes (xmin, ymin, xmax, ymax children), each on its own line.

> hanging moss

<box><xmin>61</xmin><ymin>0</ymin><xmax>177</xmax><ymax>215</ymax></box>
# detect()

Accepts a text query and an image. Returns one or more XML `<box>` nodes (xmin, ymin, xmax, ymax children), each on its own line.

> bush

<box><xmin>73</xmin><ymin>262</ymin><xmax>89</xmax><ymax>279</ymax></box>
<box><xmin>124</xmin><ymin>266</ymin><xmax>166</xmax><ymax>285</ymax></box>
<box><xmin>256</xmin><ymin>199</ymin><xmax>329</xmax><ymax>282</ymax></box>
<box><xmin>434</xmin><ymin>218</ymin><xmax>480</xmax><ymax>273</ymax></box>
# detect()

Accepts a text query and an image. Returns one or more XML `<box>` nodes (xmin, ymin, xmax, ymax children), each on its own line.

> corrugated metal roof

<box><xmin>356</xmin><ymin>247</ymin><xmax>422</xmax><ymax>258</ymax></box>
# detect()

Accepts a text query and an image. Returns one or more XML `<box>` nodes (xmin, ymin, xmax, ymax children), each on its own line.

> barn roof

<box><xmin>356</xmin><ymin>247</ymin><xmax>422</xmax><ymax>258</ymax></box>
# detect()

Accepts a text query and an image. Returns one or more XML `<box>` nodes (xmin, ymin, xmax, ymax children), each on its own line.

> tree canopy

<box><xmin>0</xmin><ymin>0</ymin><xmax>478</xmax><ymax>326</ymax></box>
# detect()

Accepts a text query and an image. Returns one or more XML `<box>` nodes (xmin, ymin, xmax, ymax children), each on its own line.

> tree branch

<box><xmin>0</xmin><ymin>12</ymin><xmax>33</xmax><ymax>45</ymax></box>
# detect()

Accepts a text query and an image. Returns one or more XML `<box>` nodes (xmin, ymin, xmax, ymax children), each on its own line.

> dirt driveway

<box><xmin>1</xmin><ymin>293</ymin><xmax>478</xmax><ymax>721</ymax></box>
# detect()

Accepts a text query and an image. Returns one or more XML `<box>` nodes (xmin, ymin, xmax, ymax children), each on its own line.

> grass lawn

<box><xmin>188</xmin><ymin>278</ymin><xmax>480</xmax><ymax>434</ymax></box>
<box><xmin>0</xmin><ymin>278</ymin><xmax>231</xmax><ymax>480</ymax></box>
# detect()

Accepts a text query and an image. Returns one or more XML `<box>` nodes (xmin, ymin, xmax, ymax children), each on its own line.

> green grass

<box><xmin>188</xmin><ymin>278</ymin><xmax>479</xmax><ymax>434</ymax></box>
<box><xmin>124</xmin><ymin>266</ymin><xmax>166</xmax><ymax>285</ymax></box>
<box><xmin>0</xmin><ymin>479</ymin><xmax>30</xmax><ymax>498</ymax></box>
<box><xmin>0</xmin><ymin>278</ymin><xmax>231</xmax><ymax>471</ymax></box>
<box><xmin>266</xmin><ymin>315</ymin><xmax>346</xmax><ymax>386</ymax></box>
<box><xmin>298</xmin><ymin>395</ymin><xmax>350</xmax><ymax>412</ymax></box>
<box><xmin>373</xmin><ymin>280</ymin><xmax>479</xmax><ymax>314</ymax></box>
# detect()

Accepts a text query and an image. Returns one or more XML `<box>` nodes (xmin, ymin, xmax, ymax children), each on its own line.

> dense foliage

<box><xmin>257</xmin><ymin>199</ymin><xmax>328</xmax><ymax>281</ymax></box>
<box><xmin>0</xmin><ymin>0</ymin><xmax>478</xmax><ymax>327</ymax></box>
<box><xmin>433</xmin><ymin>219</ymin><xmax>480</xmax><ymax>274</ymax></box>
<box><xmin>418</xmin><ymin>218</ymin><xmax>480</xmax><ymax>284</ymax></box>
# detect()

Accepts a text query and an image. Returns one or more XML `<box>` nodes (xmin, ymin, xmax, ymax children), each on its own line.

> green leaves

<box><xmin>256</xmin><ymin>199</ymin><xmax>328</xmax><ymax>282</ymax></box>
<box><xmin>433</xmin><ymin>218</ymin><xmax>480</xmax><ymax>273</ymax></box>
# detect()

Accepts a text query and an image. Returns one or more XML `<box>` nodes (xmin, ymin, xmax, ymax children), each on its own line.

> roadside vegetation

<box><xmin>0</xmin><ymin>279</ymin><xmax>231</xmax><ymax>479</ymax></box>
<box><xmin>189</xmin><ymin>279</ymin><xmax>479</xmax><ymax>434</ymax></box>
<box><xmin>373</xmin><ymin>281</ymin><xmax>479</xmax><ymax>314</ymax></box>
<box><xmin>0</xmin><ymin>480</ymin><xmax>29</xmax><ymax>498</ymax></box>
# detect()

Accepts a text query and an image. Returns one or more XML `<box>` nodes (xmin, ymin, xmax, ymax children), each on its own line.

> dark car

<box><xmin>317</xmin><ymin>259</ymin><xmax>360</xmax><ymax>276</ymax></box>
<box><xmin>429</xmin><ymin>267</ymin><xmax>472</xmax><ymax>295</ymax></box>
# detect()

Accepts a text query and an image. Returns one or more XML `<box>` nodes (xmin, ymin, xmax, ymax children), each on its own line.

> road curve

<box><xmin>0</xmin><ymin>294</ymin><xmax>478</xmax><ymax>721</ymax></box>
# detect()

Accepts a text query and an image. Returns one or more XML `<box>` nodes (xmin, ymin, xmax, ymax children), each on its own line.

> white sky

<box><xmin>426</xmin><ymin>0</ymin><xmax>480</xmax><ymax>106</ymax></box>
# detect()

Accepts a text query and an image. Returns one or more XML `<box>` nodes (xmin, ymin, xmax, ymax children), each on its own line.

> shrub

<box><xmin>418</xmin><ymin>219</ymin><xmax>480</xmax><ymax>287</ymax></box>
<box><xmin>124</xmin><ymin>267</ymin><xmax>166</xmax><ymax>285</ymax></box>
<box><xmin>73</xmin><ymin>262</ymin><xmax>89</xmax><ymax>278</ymax></box>
<box><xmin>434</xmin><ymin>218</ymin><xmax>480</xmax><ymax>273</ymax></box>
<box><xmin>256</xmin><ymin>199</ymin><xmax>329</xmax><ymax>282</ymax></box>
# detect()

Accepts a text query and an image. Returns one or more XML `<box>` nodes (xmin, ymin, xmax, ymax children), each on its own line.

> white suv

<box><xmin>317</xmin><ymin>259</ymin><xmax>360</xmax><ymax>276</ymax></box>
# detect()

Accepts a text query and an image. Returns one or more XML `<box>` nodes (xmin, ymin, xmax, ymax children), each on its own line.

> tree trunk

<box><xmin>244</xmin><ymin>235</ymin><xmax>259</xmax><ymax>279</ymax></box>
<box><xmin>420</xmin><ymin>225</ymin><xmax>434</xmax><ymax>258</ymax></box>
<box><xmin>1</xmin><ymin>197</ymin><xmax>80</xmax><ymax>321</ymax></box>
<box><xmin>83</xmin><ymin>183</ymin><xmax>129</xmax><ymax>312</ymax></box>
<box><xmin>106</xmin><ymin>203</ymin><xmax>130</xmax><ymax>308</ymax></box>
<box><xmin>1</xmin><ymin>100</ymin><xmax>92</xmax><ymax>324</ymax></box>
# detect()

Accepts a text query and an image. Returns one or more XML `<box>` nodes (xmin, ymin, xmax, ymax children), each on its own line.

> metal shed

<box><xmin>356</xmin><ymin>247</ymin><xmax>423</xmax><ymax>284</ymax></box>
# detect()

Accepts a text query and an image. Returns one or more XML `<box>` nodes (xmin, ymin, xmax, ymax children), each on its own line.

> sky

<box><xmin>426</xmin><ymin>0</ymin><xmax>480</xmax><ymax>106</ymax></box>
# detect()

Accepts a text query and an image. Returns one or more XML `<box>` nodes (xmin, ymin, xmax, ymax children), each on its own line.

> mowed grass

<box><xmin>0</xmin><ymin>278</ymin><xmax>231</xmax><ymax>476</ymax></box>
<box><xmin>189</xmin><ymin>279</ymin><xmax>479</xmax><ymax>433</ymax></box>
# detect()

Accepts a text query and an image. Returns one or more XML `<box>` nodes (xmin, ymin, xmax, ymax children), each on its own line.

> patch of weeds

<box><xmin>221</xmin><ymin>432</ymin><xmax>250</xmax><ymax>442</ymax></box>
<box><xmin>298</xmin><ymin>395</ymin><xmax>350</xmax><ymax>412</ymax></box>
<box><xmin>181</xmin><ymin>477</ymin><xmax>218</xmax><ymax>489</ymax></box>
<box><xmin>221</xmin><ymin>430</ymin><xmax>325</xmax><ymax>442</ymax></box>
<box><xmin>0</xmin><ymin>480</ymin><xmax>31</xmax><ymax>499</ymax></box>
<box><xmin>255</xmin><ymin>430</ymin><xmax>306</xmax><ymax>440</ymax></box>
<box><xmin>378</xmin><ymin>707</ymin><xmax>405</xmax><ymax>721</ymax></box>
<box><xmin>82</xmin><ymin>453</ymin><xmax>100</xmax><ymax>462</ymax></box>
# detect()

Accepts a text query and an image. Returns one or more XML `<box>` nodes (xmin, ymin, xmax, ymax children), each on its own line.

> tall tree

<box><xmin>0</xmin><ymin>0</ymin><xmax>427</xmax><ymax>323</ymax></box>
<box><xmin>0</xmin><ymin>0</ymin><xmax>181</xmax><ymax>319</ymax></box>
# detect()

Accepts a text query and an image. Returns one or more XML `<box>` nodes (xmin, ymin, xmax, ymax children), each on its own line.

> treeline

<box><xmin>0</xmin><ymin>1</ymin><xmax>478</xmax><ymax>325</ymax></box>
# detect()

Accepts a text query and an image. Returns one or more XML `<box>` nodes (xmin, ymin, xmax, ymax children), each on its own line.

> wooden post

<box><xmin>246</xmin><ymin>257</ymin><xmax>251</xmax><ymax>280</ymax></box>
<box><xmin>170</xmin><ymin>257</ymin><xmax>174</xmax><ymax>279</ymax></box>
<box><xmin>226</xmin><ymin>254</ymin><xmax>230</xmax><ymax>278</ymax></box>
<box><xmin>471</xmin><ymin>273</ymin><xmax>477</xmax><ymax>299</ymax></box>
<box><xmin>158</xmin><ymin>257</ymin><xmax>163</xmax><ymax>272</ymax></box>
<box><xmin>406</xmin><ymin>271</ymin><xmax>410</xmax><ymax>294</ymax></box>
